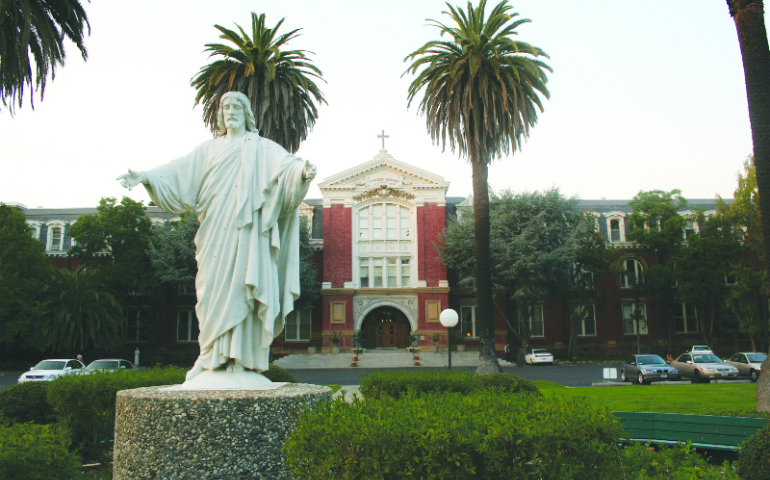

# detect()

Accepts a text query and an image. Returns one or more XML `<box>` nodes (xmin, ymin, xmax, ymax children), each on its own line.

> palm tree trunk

<box><xmin>727</xmin><ymin>0</ymin><xmax>770</xmax><ymax>411</ymax></box>
<box><xmin>472</xmin><ymin>159</ymin><xmax>502</xmax><ymax>374</ymax></box>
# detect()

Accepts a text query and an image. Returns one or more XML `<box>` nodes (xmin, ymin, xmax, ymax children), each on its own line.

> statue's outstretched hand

<box><xmin>303</xmin><ymin>161</ymin><xmax>317</xmax><ymax>182</ymax></box>
<box><xmin>116</xmin><ymin>169</ymin><xmax>146</xmax><ymax>191</ymax></box>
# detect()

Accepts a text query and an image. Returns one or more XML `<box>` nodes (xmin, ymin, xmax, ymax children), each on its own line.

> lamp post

<box><xmin>439</xmin><ymin>308</ymin><xmax>458</xmax><ymax>369</ymax></box>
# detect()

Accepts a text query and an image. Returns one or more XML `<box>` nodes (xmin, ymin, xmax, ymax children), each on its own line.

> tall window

<box><xmin>622</xmin><ymin>303</ymin><xmax>648</xmax><ymax>335</ymax></box>
<box><xmin>529</xmin><ymin>305</ymin><xmax>545</xmax><ymax>338</ymax></box>
<box><xmin>610</xmin><ymin>219</ymin><xmax>621</xmax><ymax>242</ymax></box>
<box><xmin>683</xmin><ymin>218</ymin><xmax>697</xmax><ymax>239</ymax></box>
<box><xmin>125</xmin><ymin>309</ymin><xmax>151</xmax><ymax>342</ymax></box>
<box><xmin>673</xmin><ymin>303</ymin><xmax>698</xmax><ymax>333</ymax></box>
<box><xmin>177</xmin><ymin>310</ymin><xmax>199</xmax><ymax>342</ymax></box>
<box><xmin>460</xmin><ymin>306</ymin><xmax>477</xmax><ymax>338</ymax></box>
<box><xmin>620</xmin><ymin>259</ymin><xmax>644</xmax><ymax>288</ymax></box>
<box><xmin>284</xmin><ymin>309</ymin><xmax>311</xmax><ymax>341</ymax></box>
<box><xmin>359</xmin><ymin>203</ymin><xmax>410</xmax><ymax>239</ymax></box>
<box><xmin>359</xmin><ymin>257</ymin><xmax>411</xmax><ymax>288</ymax></box>
<box><xmin>605</xmin><ymin>213</ymin><xmax>626</xmax><ymax>243</ymax></box>
<box><xmin>573</xmin><ymin>305</ymin><xmax>597</xmax><ymax>336</ymax></box>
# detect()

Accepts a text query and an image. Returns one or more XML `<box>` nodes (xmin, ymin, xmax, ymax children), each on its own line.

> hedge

<box><xmin>358</xmin><ymin>369</ymin><xmax>540</xmax><ymax>399</ymax></box>
<box><xmin>0</xmin><ymin>422</ymin><xmax>83</xmax><ymax>480</ymax></box>
<box><xmin>285</xmin><ymin>391</ymin><xmax>620</xmax><ymax>479</ymax></box>
<box><xmin>0</xmin><ymin>382</ymin><xmax>56</xmax><ymax>425</ymax></box>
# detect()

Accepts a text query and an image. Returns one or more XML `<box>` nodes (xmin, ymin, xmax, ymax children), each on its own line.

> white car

<box><xmin>687</xmin><ymin>345</ymin><xmax>713</xmax><ymax>353</ymax></box>
<box><xmin>18</xmin><ymin>359</ymin><xmax>85</xmax><ymax>383</ymax></box>
<box><xmin>725</xmin><ymin>352</ymin><xmax>767</xmax><ymax>382</ymax></box>
<box><xmin>83</xmin><ymin>358</ymin><xmax>136</xmax><ymax>374</ymax></box>
<box><xmin>524</xmin><ymin>348</ymin><xmax>554</xmax><ymax>365</ymax></box>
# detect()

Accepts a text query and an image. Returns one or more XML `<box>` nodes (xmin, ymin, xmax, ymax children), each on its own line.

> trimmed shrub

<box><xmin>738</xmin><ymin>422</ymin><xmax>770</xmax><ymax>480</ymax></box>
<box><xmin>358</xmin><ymin>369</ymin><xmax>540</xmax><ymax>399</ymax></box>
<box><xmin>0</xmin><ymin>422</ymin><xmax>83</xmax><ymax>480</ymax></box>
<box><xmin>46</xmin><ymin>366</ymin><xmax>186</xmax><ymax>459</ymax></box>
<box><xmin>0</xmin><ymin>382</ymin><xmax>55</xmax><ymax>425</ymax></box>
<box><xmin>619</xmin><ymin>443</ymin><xmax>738</xmax><ymax>479</ymax></box>
<box><xmin>262</xmin><ymin>363</ymin><xmax>298</xmax><ymax>383</ymax></box>
<box><xmin>285</xmin><ymin>391</ymin><xmax>620</xmax><ymax>479</ymax></box>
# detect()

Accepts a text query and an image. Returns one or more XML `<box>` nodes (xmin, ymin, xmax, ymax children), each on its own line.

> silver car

<box><xmin>671</xmin><ymin>353</ymin><xmax>739</xmax><ymax>383</ymax></box>
<box><xmin>18</xmin><ymin>359</ymin><xmax>85</xmax><ymax>383</ymax></box>
<box><xmin>621</xmin><ymin>354</ymin><xmax>679</xmax><ymax>384</ymax></box>
<box><xmin>725</xmin><ymin>352</ymin><xmax>766</xmax><ymax>382</ymax></box>
<box><xmin>83</xmin><ymin>358</ymin><xmax>136</xmax><ymax>374</ymax></box>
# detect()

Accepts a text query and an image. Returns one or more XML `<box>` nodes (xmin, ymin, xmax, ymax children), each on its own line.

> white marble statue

<box><xmin>118</xmin><ymin>92</ymin><xmax>315</xmax><ymax>387</ymax></box>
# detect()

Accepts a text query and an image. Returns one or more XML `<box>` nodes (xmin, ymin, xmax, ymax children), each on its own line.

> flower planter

<box><xmin>430</xmin><ymin>346</ymin><xmax>439</xmax><ymax>353</ymax></box>
<box><xmin>332</xmin><ymin>346</ymin><xmax>341</xmax><ymax>354</ymax></box>
<box><xmin>307</xmin><ymin>346</ymin><xmax>317</xmax><ymax>354</ymax></box>
<box><xmin>351</xmin><ymin>362</ymin><xmax>358</xmax><ymax>367</ymax></box>
<box><xmin>456</xmin><ymin>344</ymin><xmax>466</xmax><ymax>353</ymax></box>
<box><xmin>414</xmin><ymin>362</ymin><xmax>421</xmax><ymax>366</ymax></box>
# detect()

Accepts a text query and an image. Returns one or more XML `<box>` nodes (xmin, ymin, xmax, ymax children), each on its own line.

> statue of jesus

<box><xmin>118</xmin><ymin>92</ymin><xmax>315</xmax><ymax>385</ymax></box>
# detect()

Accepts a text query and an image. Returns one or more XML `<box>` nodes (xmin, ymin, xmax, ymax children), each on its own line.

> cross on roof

<box><xmin>377</xmin><ymin>130</ymin><xmax>389</xmax><ymax>150</ymax></box>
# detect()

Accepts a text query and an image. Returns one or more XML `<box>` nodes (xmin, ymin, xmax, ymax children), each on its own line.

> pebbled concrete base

<box><xmin>113</xmin><ymin>383</ymin><xmax>332</xmax><ymax>479</ymax></box>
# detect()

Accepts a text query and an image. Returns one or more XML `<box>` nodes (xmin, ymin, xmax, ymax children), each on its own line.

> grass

<box><xmin>533</xmin><ymin>380</ymin><xmax>763</xmax><ymax>415</ymax></box>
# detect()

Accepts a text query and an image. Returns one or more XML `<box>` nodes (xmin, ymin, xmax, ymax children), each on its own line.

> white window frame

<box><xmin>528</xmin><ymin>305</ymin><xmax>545</xmax><ymax>338</ymax></box>
<box><xmin>620</xmin><ymin>258</ymin><xmax>644</xmax><ymax>289</ymax></box>
<box><xmin>26</xmin><ymin>221</ymin><xmax>42</xmax><ymax>241</ymax></box>
<box><xmin>125</xmin><ymin>309</ymin><xmax>151</xmax><ymax>342</ymax></box>
<box><xmin>359</xmin><ymin>256</ymin><xmax>412</xmax><ymax>288</ymax></box>
<box><xmin>573</xmin><ymin>305</ymin><xmax>597</xmax><ymax>337</ymax></box>
<box><xmin>622</xmin><ymin>302</ymin><xmax>648</xmax><ymax>335</ymax></box>
<box><xmin>176</xmin><ymin>310</ymin><xmax>199</xmax><ymax>342</ymax></box>
<box><xmin>673</xmin><ymin>302</ymin><xmax>698</xmax><ymax>333</ymax></box>
<box><xmin>358</xmin><ymin>202</ymin><xmax>411</xmax><ymax>240</ymax></box>
<box><xmin>604</xmin><ymin>211</ymin><xmax>626</xmax><ymax>243</ymax></box>
<box><xmin>46</xmin><ymin>220</ymin><xmax>67</xmax><ymax>251</ymax></box>
<box><xmin>284</xmin><ymin>309</ymin><xmax>312</xmax><ymax>341</ymax></box>
<box><xmin>460</xmin><ymin>305</ymin><xmax>477</xmax><ymax>339</ymax></box>
<box><xmin>679</xmin><ymin>211</ymin><xmax>700</xmax><ymax>240</ymax></box>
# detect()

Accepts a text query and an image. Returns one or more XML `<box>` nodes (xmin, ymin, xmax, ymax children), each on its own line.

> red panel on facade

<box><xmin>416</xmin><ymin>203</ymin><xmax>447</xmax><ymax>287</ymax></box>
<box><xmin>322</xmin><ymin>204</ymin><xmax>352</xmax><ymax>288</ymax></box>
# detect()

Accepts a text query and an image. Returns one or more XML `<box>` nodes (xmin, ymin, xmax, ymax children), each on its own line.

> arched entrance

<box><xmin>360</xmin><ymin>306</ymin><xmax>412</xmax><ymax>349</ymax></box>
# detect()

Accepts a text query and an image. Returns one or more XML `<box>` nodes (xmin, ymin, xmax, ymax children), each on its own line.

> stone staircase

<box><xmin>274</xmin><ymin>350</ymin><xmax>481</xmax><ymax>369</ymax></box>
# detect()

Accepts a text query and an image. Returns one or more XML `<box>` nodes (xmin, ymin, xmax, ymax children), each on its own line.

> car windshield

<box><xmin>693</xmin><ymin>354</ymin><xmax>723</xmax><ymax>363</ymax></box>
<box><xmin>636</xmin><ymin>355</ymin><xmax>666</xmax><ymax>365</ymax></box>
<box><xmin>746</xmin><ymin>353</ymin><xmax>767</xmax><ymax>363</ymax></box>
<box><xmin>86</xmin><ymin>361</ymin><xmax>119</xmax><ymax>370</ymax></box>
<box><xmin>32</xmin><ymin>361</ymin><xmax>65</xmax><ymax>371</ymax></box>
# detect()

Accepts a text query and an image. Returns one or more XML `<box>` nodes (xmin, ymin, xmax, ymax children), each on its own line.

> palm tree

<box><xmin>37</xmin><ymin>267</ymin><xmax>123</xmax><ymax>353</ymax></box>
<box><xmin>0</xmin><ymin>0</ymin><xmax>90</xmax><ymax>114</ymax></box>
<box><xmin>726</xmin><ymin>0</ymin><xmax>770</xmax><ymax>412</ymax></box>
<box><xmin>404</xmin><ymin>0</ymin><xmax>550</xmax><ymax>374</ymax></box>
<box><xmin>191</xmin><ymin>12</ymin><xmax>326</xmax><ymax>154</ymax></box>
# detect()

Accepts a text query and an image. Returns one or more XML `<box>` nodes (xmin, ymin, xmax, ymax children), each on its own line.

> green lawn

<box><xmin>533</xmin><ymin>380</ymin><xmax>762</xmax><ymax>415</ymax></box>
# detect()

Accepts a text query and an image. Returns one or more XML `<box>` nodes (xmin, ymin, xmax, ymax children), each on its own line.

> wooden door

<box><xmin>376</xmin><ymin>322</ymin><xmax>398</xmax><ymax>348</ymax></box>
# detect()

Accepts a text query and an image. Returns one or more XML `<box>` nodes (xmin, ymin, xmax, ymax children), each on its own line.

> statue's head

<box><xmin>216</xmin><ymin>92</ymin><xmax>258</xmax><ymax>136</ymax></box>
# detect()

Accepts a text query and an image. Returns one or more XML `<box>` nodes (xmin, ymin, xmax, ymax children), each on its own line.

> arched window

<box><xmin>46</xmin><ymin>221</ymin><xmax>67</xmax><ymax>251</ymax></box>
<box><xmin>620</xmin><ymin>258</ymin><xmax>644</xmax><ymax>288</ymax></box>
<box><xmin>357</xmin><ymin>202</ymin><xmax>413</xmax><ymax>288</ymax></box>
<box><xmin>358</xmin><ymin>203</ymin><xmax>410</xmax><ymax>239</ymax></box>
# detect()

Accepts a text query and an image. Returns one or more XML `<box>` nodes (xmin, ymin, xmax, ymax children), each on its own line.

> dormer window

<box><xmin>45</xmin><ymin>221</ymin><xmax>67</xmax><ymax>251</ymax></box>
<box><xmin>604</xmin><ymin>212</ymin><xmax>626</xmax><ymax>243</ymax></box>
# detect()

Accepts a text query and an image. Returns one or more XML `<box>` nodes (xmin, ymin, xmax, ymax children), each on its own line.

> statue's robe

<box><xmin>143</xmin><ymin>131</ymin><xmax>309</xmax><ymax>372</ymax></box>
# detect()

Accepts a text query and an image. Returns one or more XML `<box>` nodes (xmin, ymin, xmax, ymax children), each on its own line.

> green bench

<box><xmin>613</xmin><ymin>411</ymin><xmax>768</xmax><ymax>451</ymax></box>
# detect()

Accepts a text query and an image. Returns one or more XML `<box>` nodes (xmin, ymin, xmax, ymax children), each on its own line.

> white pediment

<box><xmin>318</xmin><ymin>151</ymin><xmax>449</xmax><ymax>191</ymax></box>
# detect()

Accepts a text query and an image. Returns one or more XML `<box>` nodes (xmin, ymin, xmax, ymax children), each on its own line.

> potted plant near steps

<box><xmin>307</xmin><ymin>334</ymin><xmax>319</xmax><ymax>354</ymax></box>
<box><xmin>431</xmin><ymin>333</ymin><xmax>440</xmax><ymax>353</ymax></box>
<box><xmin>455</xmin><ymin>335</ymin><xmax>466</xmax><ymax>353</ymax></box>
<box><xmin>331</xmin><ymin>331</ymin><xmax>341</xmax><ymax>354</ymax></box>
<box><xmin>352</xmin><ymin>329</ymin><xmax>364</xmax><ymax>355</ymax></box>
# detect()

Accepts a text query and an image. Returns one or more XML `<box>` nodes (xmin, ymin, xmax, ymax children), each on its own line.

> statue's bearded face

<box><xmin>221</xmin><ymin>97</ymin><xmax>246</xmax><ymax>131</ymax></box>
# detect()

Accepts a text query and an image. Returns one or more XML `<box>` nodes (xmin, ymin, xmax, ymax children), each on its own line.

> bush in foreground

<box><xmin>285</xmin><ymin>391</ymin><xmax>619</xmax><ymax>479</ymax></box>
<box><xmin>262</xmin><ymin>363</ymin><xmax>298</xmax><ymax>383</ymax></box>
<box><xmin>0</xmin><ymin>422</ymin><xmax>83</xmax><ymax>480</ymax></box>
<box><xmin>358</xmin><ymin>369</ymin><xmax>539</xmax><ymax>399</ymax></box>
<box><xmin>0</xmin><ymin>382</ymin><xmax>55</xmax><ymax>425</ymax></box>
<box><xmin>47</xmin><ymin>366</ymin><xmax>186</xmax><ymax>458</ymax></box>
<box><xmin>619</xmin><ymin>443</ymin><xmax>738</xmax><ymax>479</ymax></box>
<box><xmin>738</xmin><ymin>422</ymin><xmax>770</xmax><ymax>480</ymax></box>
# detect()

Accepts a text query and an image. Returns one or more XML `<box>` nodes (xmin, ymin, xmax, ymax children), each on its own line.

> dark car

<box><xmin>621</xmin><ymin>354</ymin><xmax>680</xmax><ymax>385</ymax></box>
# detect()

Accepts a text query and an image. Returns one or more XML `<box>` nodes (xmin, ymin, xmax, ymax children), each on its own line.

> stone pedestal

<box><xmin>113</xmin><ymin>384</ymin><xmax>331</xmax><ymax>479</ymax></box>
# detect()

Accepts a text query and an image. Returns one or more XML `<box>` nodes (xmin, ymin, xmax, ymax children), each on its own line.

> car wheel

<box><xmin>621</xmin><ymin>369</ymin><xmax>628</xmax><ymax>382</ymax></box>
<box><xmin>693</xmin><ymin>370</ymin><xmax>702</xmax><ymax>384</ymax></box>
<box><xmin>638</xmin><ymin>372</ymin><xmax>646</xmax><ymax>385</ymax></box>
<box><xmin>750</xmin><ymin>369</ymin><xmax>759</xmax><ymax>382</ymax></box>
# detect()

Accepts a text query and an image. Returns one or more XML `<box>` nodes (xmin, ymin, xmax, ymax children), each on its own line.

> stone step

<box><xmin>274</xmin><ymin>351</ymin><xmax>487</xmax><ymax>369</ymax></box>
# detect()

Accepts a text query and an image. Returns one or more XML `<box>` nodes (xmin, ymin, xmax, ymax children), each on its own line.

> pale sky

<box><xmin>1</xmin><ymin>1</ymin><xmax>767</xmax><ymax>209</ymax></box>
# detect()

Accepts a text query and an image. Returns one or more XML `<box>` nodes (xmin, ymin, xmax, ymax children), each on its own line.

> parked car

<box><xmin>620</xmin><ymin>354</ymin><xmax>680</xmax><ymax>384</ymax></box>
<box><xmin>18</xmin><ymin>359</ymin><xmax>85</xmax><ymax>383</ymax></box>
<box><xmin>524</xmin><ymin>348</ymin><xmax>554</xmax><ymax>365</ymax></box>
<box><xmin>687</xmin><ymin>345</ymin><xmax>713</xmax><ymax>353</ymax></box>
<box><xmin>725</xmin><ymin>352</ymin><xmax>767</xmax><ymax>382</ymax></box>
<box><xmin>83</xmin><ymin>358</ymin><xmax>136</xmax><ymax>373</ymax></box>
<box><xmin>670</xmin><ymin>352</ymin><xmax>739</xmax><ymax>383</ymax></box>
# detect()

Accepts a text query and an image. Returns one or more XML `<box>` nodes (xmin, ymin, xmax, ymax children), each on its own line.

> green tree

<box><xmin>36</xmin><ymin>267</ymin><xmax>123</xmax><ymax>353</ymax></box>
<box><xmin>0</xmin><ymin>204</ymin><xmax>52</xmax><ymax>350</ymax></box>
<box><xmin>626</xmin><ymin>189</ymin><xmax>687</xmax><ymax>354</ymax></box>
<box><xmin>68</xmin><ymin>197</ymin><xmax>155</xmax><ymax>298</ymax></box>
<box><xmin>674</xmin><ymin>213</ymin><xmax>742</xmax><ymax>347</ymax></box>
<box><xmin>191</xmin><ymin>12</ymin><xmax>326</xmax><ymax>153</ymax></box>
<box><xmin>0</xmin><ymin>0</ymin><xmax>90</xmax><ymax>113</ymax></box>
<box><xmin>405</xmin><ymin>0</ymin><xmax>551</xmax><ymax>374</ymax></box>
<box><xmin>726</xmin><ymin>0</ymin><xmax>770</xmax><ymax>412</ymax></box>
<box><xmin>441</xmin><ymin>189</ymin><xmax>585</xmax><ymax>363</ymax></box>
<box><xmin>296</xmin><ymin>216</ymin><xmax>320</xmax><ymax>312</ymax></box>
<box><xmin>148</xmin><ymin>211</ymin><xmax>198</xmax><ymax>288</ymax></box>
